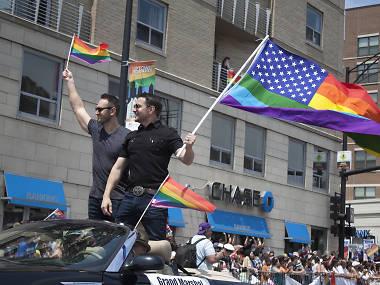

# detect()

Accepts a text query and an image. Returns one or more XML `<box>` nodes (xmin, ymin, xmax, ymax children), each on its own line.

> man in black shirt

<box><xmin>101</xmin><ymin>93</ymin><xmax>196</xmax><ymax>240</ymax></box>
<box><xmin>63</xmin><ymin>68</ymin><xmax>130</xmax><ymax>222</ymax></box>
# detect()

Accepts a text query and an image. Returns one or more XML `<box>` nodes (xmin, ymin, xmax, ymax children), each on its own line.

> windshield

<box><xmin>0</xmin><ymin>220</ymin><xmax>129</xmax><ymax>271</ymax></box>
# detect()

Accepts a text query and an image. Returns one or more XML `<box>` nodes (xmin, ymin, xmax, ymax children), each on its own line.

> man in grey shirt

<box><xmin>63</xmin><ymin>68</ymin><xmax>129</xmax><ymax>222</ymax></box>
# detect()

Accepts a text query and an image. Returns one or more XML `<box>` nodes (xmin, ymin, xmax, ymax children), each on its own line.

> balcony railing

<box><xmin>212</xmin><ymin>62</ymin><xmax>228</xmax><ymax>92</ymax></box>
<box><xmin>0</xmin><ymin>0</ymin><xmax>91</xmax><ymax>41</ymax></box>
<box><xmin>216</xmin><ymin>0</ymin><xmax>271</xmax><ymax>37</ymax></box>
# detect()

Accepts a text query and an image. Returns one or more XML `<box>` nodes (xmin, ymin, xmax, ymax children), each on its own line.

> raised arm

<box><xmin>176</xmin><ymin>133</ymin><xmax>196</xmax><ymax>165</ymax></box>
<box><xmin>101</xmin><ymin>157</ymin><xmax>128</xmax><ymax>216</ymax></box>
<box><xmin>62</xmin><ymin>68</ymin><xmax>91</xmax><ymax>133</ymax></box>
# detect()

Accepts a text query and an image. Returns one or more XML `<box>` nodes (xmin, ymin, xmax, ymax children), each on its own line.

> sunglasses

<box><xmin>95</xmin><ymin>106</ymin><xmax>114</xmax><ymax>112</ymax></box>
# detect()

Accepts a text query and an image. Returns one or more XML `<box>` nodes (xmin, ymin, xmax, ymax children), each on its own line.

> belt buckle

<box><xmin>132</xmin><ymin>186</ymin><xmax>144</xmax><ymax>197</ymax></box>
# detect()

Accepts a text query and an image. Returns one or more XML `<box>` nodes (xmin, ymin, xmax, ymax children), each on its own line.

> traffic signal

<box><xmin>330</xmin><ymin>193</ymin><xmax>344</xmax><ymax>221</ymax></box>
<box><xmin>344</xmin><ymin>226</ymin><xmax>356</xmax><ymax>237</ymax></box>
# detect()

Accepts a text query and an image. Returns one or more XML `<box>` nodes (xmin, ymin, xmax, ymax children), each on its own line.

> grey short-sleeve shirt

<box><xmin>88</xmin><ymin>119</ymin><xmax>130</xmax><ymax>200</ymax></box>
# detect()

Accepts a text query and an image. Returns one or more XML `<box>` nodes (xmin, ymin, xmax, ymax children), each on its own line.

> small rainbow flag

<box><xmin>323</xmin><ymin>275</ymin><xmax>330</xmax><ymax>285</ymax></box>
<box><xmin>227</xmin><ymin>69</ymin><xmax>241</xmax><ymax>85</ymax></box>
<box><xmin>366</xmin><ymin>244</ymin><xmax>378</xmax><ymax>257</ymax></box>
<box><xmin>151</xmin><ymin>176</ymin><xmax>216</xmax><ymax>213</ymax></box>
<box><xmin>330</xmin><ymin>274</ymin><xmax>336</xmax><ymax>285</ymax></box>
<box><xmin>44</xmin><ymin>208</ymin><xmax>66</xmax><ymax>220</ymax></box>
<box><xmin>70</xmin><ymin>35</ymin><xmax>111</xmax><ymax>64</ymax></box>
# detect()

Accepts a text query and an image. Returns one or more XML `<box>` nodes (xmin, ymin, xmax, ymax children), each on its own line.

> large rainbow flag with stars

<box><xmin>220</xmin><ymin>39</ymin><xmax>380</xmax><ymax>157</ymax></box>
<box><xmin>70</xmin><ymin>35</ymin><xmax>111</xmax><ymax>64</ymax></box>
<box><xmin>151</xmin><ymin>176</ymin><xmax>216</xmax><ymax>213</ymax></box>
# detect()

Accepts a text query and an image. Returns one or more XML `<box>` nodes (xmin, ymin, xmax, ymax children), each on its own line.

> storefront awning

<box><xmin>207</xmin><ymin>209</ymin><xmax>270</xmax><ymax>238</ymax></box>
<box><xmin>3</xmin><ymin>172</ymin><xmax>67</xmax><ymax>211</ymax></box>
<box><xmin>285</xmin><ymin>221</ymin><xmax>312</xmax><ymax>244</ymax></box>
<box><xmin>168</xmin><ymin>208</ymin><xmax>185</xmax><ymax>227</ymax></box>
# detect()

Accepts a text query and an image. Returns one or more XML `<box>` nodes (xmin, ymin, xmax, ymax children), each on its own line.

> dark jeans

<box><xmin>116</xmin><ymin>192</ymin><xmax>168</xmax><ymax>240</ymax></box>
<box><xmin>88</xmin><ymin>197</ymin><xmax>121</xmax><ymax>223</ymax></box>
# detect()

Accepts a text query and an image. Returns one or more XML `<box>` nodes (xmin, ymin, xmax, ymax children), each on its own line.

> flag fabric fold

<box><xmin>220</xmin><ymin>39</ymin><xmax>380</xmax><ymax>156</ymax></box>
<box><xmin>151</xmin><ymin>176</ymin><xmax>216</xmax><ymax>213</ymax></box>
<box><xmin>70</xmin><ymin>35</ymin><xmax>111</xmax><ymax>64</ymax></box>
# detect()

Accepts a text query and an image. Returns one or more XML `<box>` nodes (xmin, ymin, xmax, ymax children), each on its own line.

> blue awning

<box><xmin>168</xmin><ymin>208</ymin><xmax>185</xmax><ymax>227</ymax></box>
<box><xmin>3</xmin><ymin>172</ymin><xmax>67</xmax><ymax>211</ymax></box>
<box><xmin>285</xmin><ymin>221</ymin><xmax>312</xmax><ymax>244</ymax></box>
<box><xmin>207</xmin><ymin>209</ymin><xmax>270</xmax><ymax>238</ymax></box>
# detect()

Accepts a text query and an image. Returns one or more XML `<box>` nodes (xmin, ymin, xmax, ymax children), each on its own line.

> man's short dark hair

<box><xmin>138</xmin><ymin>93</ymin><xmax>162</xmax><ymax>117</ymax></box>
<box><xmin>100</xmin><ymin>93</ymin><xmax>120</xmax><ymax>116</ymax></box>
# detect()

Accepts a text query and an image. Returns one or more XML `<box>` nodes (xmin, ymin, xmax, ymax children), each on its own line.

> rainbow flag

<box><xmin>220</xmin><ymin>39</ymin><xmax>380</xmax><ymax>157</ymax></box>
<box><xmin>151</xmin><ymin>176</ymin><xmax>216</xmax><ymax>213</ymax></box>
<box><xmin>330</xmin><ymin>274</ymin><xmax>336</xmax><ymax>285</ymax></box>
<box><xmin>366</xmin><ymin>244</ymin><xmax>378</xmax><ymax>257</ymax></box>
<box><xmin>227</xmin><ymin>69</ymin><xmax>241</xmax><ymax>86</ymax></box>
<box><xmin>70</xmin><ymin>35</ymin><xmax>111</xmax><ymax>64</ymax></box>
<box><xmin>323</xmin><ymin>275</ymin><xmax>330</xmax><ymax>285</ymax></box>
<box><xmin>44</xmin><ymin>208</ymin><xmax>66</xmax><ymax>220</ymax></box>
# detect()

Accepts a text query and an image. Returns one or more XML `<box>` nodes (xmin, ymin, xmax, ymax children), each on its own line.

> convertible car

<box><xmin>0</xmin><ymin>219</ymin><xmax>244</xmax><ymax>285</ymax></box>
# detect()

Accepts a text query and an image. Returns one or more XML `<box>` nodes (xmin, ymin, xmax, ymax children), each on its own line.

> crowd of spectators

<box><xmin>170</xmin><ymin>231</ymin><xmax>380</xmax><ymax>284</ymax></box>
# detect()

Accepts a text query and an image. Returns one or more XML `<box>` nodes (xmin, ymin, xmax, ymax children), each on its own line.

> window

<box><xmin>108</xmin><ymin>77</ymin><xmax>120</xmax><ymax>98</ymax></box>
<box><xmin>210</xmin><ymin>113</ymin><xmax>235</xmax><ymax>167</ymax></box>
<box><xmin>354</xmin><ymin>187</ymin><xmax>376</xmax><ymax>199</ymax></box>
<box><xmin>244</xmin><ymin>124</ymin><xmax>265</xmax><ymax>175</ymax></box>
<box><xmin>313</xmin><ymin>147</ymin><xmax>329</xmax><ymax>191</ymax></box>
<box><xmin>357</xmin><ymin>63</ymin><xmax>378</xmax><ymax>83</ymax></box>
<box><xmin>358</xmin><ymin>36</ymin><xmax>379</xmax><ymax>56</ymax></box>
<box><xmin>159</xmin><ymin>96</ymin><xmax>181</xmax><ymax>134</ymax></box>
<box><xmin>18</xmin><ymin>50</ymin><xmax>62</xmax><ymax>123</ymax></box>
<box><xmin>369</xmin><ymin>91</ymin><xmax>378</xmax><ymax>104</ymax></box>
<box><xmin>306</xmin><ymin>5</ymin><xmax>322</xmax><ymax>46</ymax></box>
<box><xmin>355</xmin><ymin>150</ymin><xmax>377</xmax><ymax>170</ymax></box>
<box><xmin>288</xmin><ymin>139</ymin><xmax>305</xmax><ymax>186</ymax></box>
<box><xmin>136</xmin><ymin>0</ymin><xmax>167</xmax><ymax>50</ymax></box>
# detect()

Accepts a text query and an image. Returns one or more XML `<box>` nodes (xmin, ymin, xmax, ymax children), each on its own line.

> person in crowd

<box><xmin>101</xmin><ymin>93</ymin><xmax>196</xmax><ymax>240</ymax></box>
<box><xmin>190</xmin><ymin>222</ymin><xmax>226</xmax><ymax>270</ymax></box>
<box><xmin>219</xmin><ymin>56</ymin><xmax>231</xmax><ymax>92</ymax></box>
<box><xmin>63</xmin><ymin>68</ymin><xmax>130</xmax><ymax>222</ymax></box>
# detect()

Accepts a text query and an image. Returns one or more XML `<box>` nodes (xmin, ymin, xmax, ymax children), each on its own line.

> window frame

<box><xmin>368</xmin><ymin>91</ymin><xmax>378</xmax><ymax>104</ymax></box>
<box><xmin>287</xmin><ymin>138</ymin><xmax>306</xmax><ymax>187</ymax></box>
<box><xmin>354</xmin><ymin>150</ymin><xmax>377</xmax><ymax>170</ymax></box>
<box><xmin>354</xmin><ymin>186</ymin><xmax>376</xmax><ymax>200</ymax></box>
<box><xmin>210</xmin><ymin>112</ymin><xmax>235</xmax><ymax>168</ymax></box>
<box><xmin>306</xmin><ymin>5</ymin><xmax>323</xmax><ymax>47</ymax></box>
<box><xmin>312</xmin><ymin>146</ymin><xmax>329</xmax><ymax>192</ymax></box>
<box><xmin>136</xmin><ymin>0</ymin><xmax>167</xmax><ymax>52</ymax></box>
<box><xmin>158</xmin><ymin>94</ymin><xmax>182</xmax><ymax>135</ymax></box>
<box><xmin>357</xmin><ymin>63</ymin><xmax>378</xmax><ymax>84</ymax></box>
<box><xmin>243</xmin><ymin>123</ymin><xmax>266</xmax><ymax>176</ymax></box>
<box><xmin>18</xmin><ymin>48</ymin><xmax>63</xmax><ymax>125</ymax></box>
<box><xmin>358</xmin><ymin>36</ymin><xmax>379</xmax><ymax>57</ymax></box>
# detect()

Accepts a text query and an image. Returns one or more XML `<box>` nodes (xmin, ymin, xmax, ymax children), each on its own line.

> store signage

<box><xmin>26</xmin><ymin>192</ymin><xmax>59</xmax><ymax>204</ymax></box>
<box><xmin>208</xmin><ymin>182</ymin><xmax>274</xmax><ymax>212</ymax></box>
<box><xmin>356</xmin><ymin>229</ymin><xmax>371</xmax><ymax>238</ymax></box>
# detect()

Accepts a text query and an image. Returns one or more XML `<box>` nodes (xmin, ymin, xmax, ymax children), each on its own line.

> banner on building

<box><xmin>128</xmin><ymin>60</ymin><xmax>155</xmax><ymax>99</ymax></box>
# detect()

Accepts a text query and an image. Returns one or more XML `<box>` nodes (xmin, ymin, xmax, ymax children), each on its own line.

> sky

<box><xmin>345</xmin><ymin>0</ymin><xmax>380</xmax><ymax>8</ymax></box>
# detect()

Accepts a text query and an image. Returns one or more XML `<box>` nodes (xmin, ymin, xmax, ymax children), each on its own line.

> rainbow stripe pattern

<box><xmin>220</xmin><ymin>40</ymin><xmax>380</xmax><ymax>157</ymax></box>
<box><xmin>151</xmin><ymin>177</ymin><xmax>216</xmax><ymax>213</ymax></box>
<box><xmin>70</xmin><ymin>35</ymin><xmax>111</xmax><ymax>64</ymax></box>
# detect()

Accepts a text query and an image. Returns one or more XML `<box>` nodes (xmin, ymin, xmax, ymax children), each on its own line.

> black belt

<box><xmin>127</xmin><ymin>186</ymin><xmax>156</xmax><ymax>197</ymax></box>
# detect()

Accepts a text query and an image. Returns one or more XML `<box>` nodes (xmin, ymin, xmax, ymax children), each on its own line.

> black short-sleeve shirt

<box><xmin>88</xmin><ymin>119</ymin><xmax>130</xmax><ymax>200</ymax></box>
<box><xmin>120</xmin><ymin>120</ymin><xmax>183</xmax><ymax>189</ymax></box>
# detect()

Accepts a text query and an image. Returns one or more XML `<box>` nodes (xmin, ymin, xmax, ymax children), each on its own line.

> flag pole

<box><xmin>44</xmin><ymin>208</ymin><xmax>58</xmax><ymax>220</ymax></box>
<box><xmin>176</xmin><ymin>35</ymin><xmax>270</xmax><ymax>157</ymax></box>
<box><xmin>65</xmin><ymin>35</ymin><xmax>75</xmax><ymax>70</ymax></box>
<box><xmin>133</xmin><ymin>174</ymin><xmax>170</xmax><ymax>231</ymax></box>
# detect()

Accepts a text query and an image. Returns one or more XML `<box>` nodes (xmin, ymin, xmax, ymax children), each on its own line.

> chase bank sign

<box><xmin>208</xmin><ymin>182</ymin><xmax>274</xmax><ymax>212</ymax></box>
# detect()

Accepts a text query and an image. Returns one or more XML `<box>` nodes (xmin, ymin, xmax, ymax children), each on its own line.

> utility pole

<box><xmin>118</xmin><ymin>0</ymin><xmax>133</xmax><ymax>125</ymax></box>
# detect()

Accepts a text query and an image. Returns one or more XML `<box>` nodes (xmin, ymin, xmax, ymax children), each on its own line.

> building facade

<box><xmin>344</xmin><ymin>4</ymin><xmax>380</xmax><ymax>243</ymax></box>
<box><xmin>0</xmin><ymin>0</ymin><xmax>345</xmax><ymax>254</ymax></box>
